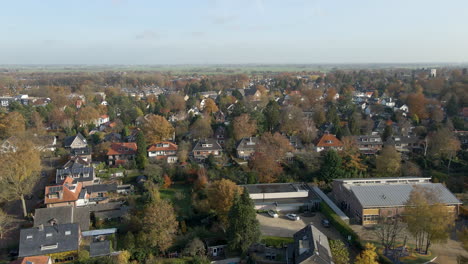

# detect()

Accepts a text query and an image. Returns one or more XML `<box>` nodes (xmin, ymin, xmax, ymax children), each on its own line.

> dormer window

<box><xmin>325</xmin><ymin>140</ymin><xmax>332</xmax><ymax>144</ymax></box>
<box><xmin>65</xmin><ymin>231</ymin><xmax>71</xmax><ymax>235</ymax></box>
<box><xmin>46</xmin><ymin>233</ymin><xmax>52</xmax><ymax>237</ymax></box>
<box><xmin>202</xmin><ymin>144</ymin><xmax>212</xmax><ymax>148</ymax></box>
<box><xmin>26</xmin><ymin>235</ymin><xmax>33</xmax><ymax>239</ymax></box>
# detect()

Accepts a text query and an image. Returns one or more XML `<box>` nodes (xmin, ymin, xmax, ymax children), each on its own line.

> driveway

<box><xmin>257</xmin><ymin>212</ymin><xmax>342</xmax><ymax>240</ymax></box>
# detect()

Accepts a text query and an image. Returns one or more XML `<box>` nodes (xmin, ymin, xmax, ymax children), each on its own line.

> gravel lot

<box><xmin>257</xmin><ymin>212</ymin><xmax>342</xmax><ymax>240</ymax></box>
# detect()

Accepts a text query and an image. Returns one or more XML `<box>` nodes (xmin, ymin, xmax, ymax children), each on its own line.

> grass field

<box><xmin>160</xmin><ymin>184</ymin><xmax>193</xmax><ymax>218</ymax></box>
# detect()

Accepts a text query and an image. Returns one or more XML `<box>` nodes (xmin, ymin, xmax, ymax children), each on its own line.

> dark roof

<box><xmin>85</xmin><ymin>183</ymin><xmax>118</xmax><ymax>193</ymax></box>
<box><xmin>237</xmin><ymin>137</ymin><xmax>259</xmax><ymax>151</ymax></box>
<box><xmin>56</xmin><ymin>166</ymin><xmax>94</xmax><ymax>184</ymax></box>
<box><xmin>243</xmin><ymin>183</ymin><xmax>311</xmax><ymax>194</ymax></box>
<box><xmin>293</xmin><ymin>225</ymin><xmax>333</xmax><ymax>264</ymax></box>
<box><xmin>94</xmin><ymin>206</ymin><xmax>129</xmax><ymax>220</ymax></box>
<box><xmin>64</xmin><ymin>133</ymin><xmax>87</xmax><ymax>148</ymax></box>
<box><xmin>89</xmin><ymin>240</ymin><xmax>111</xmax><ymax>257</ymax></box>
<box><xmin>70</xmin><ymin>146</ymin><xmax>91</xmax><ymax>156</ymax></box>
<box><xmin>34</xmin><ymin>206</ymin><xmax>90</xmax><ymax>231</ymax></box>
<box><xmin>192</xmin><ymin>138</ymin><xmax>222</xmax><ymax>151</ymax></box>
<box><xmin>19</xmin><ymin>223</ymin><xmax>80</xmax><ymax>257</ymax></box>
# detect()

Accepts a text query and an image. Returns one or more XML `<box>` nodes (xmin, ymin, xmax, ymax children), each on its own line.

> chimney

<box><xmin>38</xmin><ymin>224</ymin><xmax>44</xmax><ymax>231</ymax></box>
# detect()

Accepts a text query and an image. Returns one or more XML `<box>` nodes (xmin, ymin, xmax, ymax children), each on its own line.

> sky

<box><xmin>1</xmin><ymin>0</ymin><xmax>467</xmax><ymax>64</ymax></box>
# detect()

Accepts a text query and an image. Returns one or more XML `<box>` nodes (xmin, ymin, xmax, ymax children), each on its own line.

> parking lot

<box><xmin>257</xmin><ymin>211</ymin><xmax>342</xmax><ymax>240</ymax></box>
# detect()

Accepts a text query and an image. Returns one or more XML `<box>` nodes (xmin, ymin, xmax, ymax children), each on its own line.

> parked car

<box><xmin>268</xmin><ymin>210</ymin><xmax>279</xmax><ymax>218</ymax></box>
<box><xmin>286</xmin><ymin>213</ymin><xmax>300</xmax><ymax>221</ymax></box>
<box><xmin>321</xmin><ymin>219</ymin><xmax>331</xmax><ymax>228</ymax></box>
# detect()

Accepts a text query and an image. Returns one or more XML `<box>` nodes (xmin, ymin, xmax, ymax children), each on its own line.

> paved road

<box><xmin>257</xmin><ymin>212</ymin><xmax>342</xmax><ymax>240</ymax></box>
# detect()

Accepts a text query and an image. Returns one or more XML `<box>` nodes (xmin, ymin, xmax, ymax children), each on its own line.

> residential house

<box><xmin>94</xmin><ymin>115</ymin><xmax>110</xmax><ymax>127</ymax></box>
<box><xmin>147</xmin><ymin>142</ymin><xmax>178</xmax><ymax>163</ymax></box>
<box><xmin>56</xmin><ymin>157</ymin><xmax>96</xmax><ymax>186</ymax></box>
<box><xmin>18</xmin><ymin>223</ymin><xmax>80</xmax><ymax>261</ymax></box>
<box><xmin>214</xmin><ymin>126</ymin><xmax>227</xmax><ymax>146</ymax></box>
<box><xmin>103</xmin><ymin>132</ymin><xmax>122</xmax><ymax>143</ymax></box>
<box><xmin>315</xmin><ymin>133</ymin><xmax>343</xmax><ymax>152</ymax></box>
<box><xmin>192</xmin><ymin>138</ymin><xmax>223</xmax><ymax>161</ymax></box>
<box><xmin>70</xmin><ymin>147</ymin><xmax>92</xmax><ymax>162</ymax></box>
<box><xmin>206</xmin><ymin>239</ymin><xmax>228</xmax><ymax>258</ymax></box>
<box><xmin>331</xmin><ymin>177</ymin><xmax>462</xmax><ymax>225</ymax></box>
<box><xmin>236</xmin><ymin>137</ymin><xmax>259</xmax><ymax>160</ymax></box>
<box><xmin>107</xmin><ymin>142</ymin><xmax>137</xmax><ymax>166</ymax></box>
<box><xmin>64</xmin><ymin>133</ymin><xmax>87</xmax><ymax>149</ymax></box>
<box><xmin>354</xmin><ymin>135</ymin><xmax>383</xmax><ymax>155</ymax></box>
<box><xmin>213</xmin><ymin>111</ymin><xmax>226</xmax><ymax>123</ymax></box>
<box><xmin>84</xmin><ymin>184</ymin><xmax>118</xmax><ymax>204</ymax></box>
<box><xmin>44</xmin><ymin>177</ymin><xmax>88</xmax><ymax>208</ymax></box>
<box><xmin>34</xmin><ymin>206</ymin><xmax>90</xmax><ymax>231</ymax></box>
<box><xmin>386</xmin><ymin>136</ymin><xmax>422</xmax><ymax>153</ymax></box>
<box><xmin>89</xmin><ymin>240</ymin><xmax>111</xmax><ymax>257</ymax></box>
<box><xmin>244</xmin><ymin>87</ymin><xmax>263</xmax><ymax>101</ymax></box>
<box><xmin>10</xmin><ymin>256</ymin><xmax>52</xmax><ymax>264</ymax></box>
<box><xmin>289</xmin><ymin>224</ymin><xmax>334</xmax><ymax>264</ymax></box>
<box><xmin>1</xmin><ymin>135</ymin><xmax>57</xmax><ymax>154</ymax></box>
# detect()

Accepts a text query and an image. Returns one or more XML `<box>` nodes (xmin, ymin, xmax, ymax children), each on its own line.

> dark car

<box><xmin>321</xmin><ymin>219</ymin><xmax>331</xmax><ymax>228</ymax></box>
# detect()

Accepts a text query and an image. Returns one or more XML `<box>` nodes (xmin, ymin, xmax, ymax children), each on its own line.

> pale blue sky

<box><xmin>1</xmin><ymin>0</ymin><xmax>467</xmax><ymax>64</ymax></box>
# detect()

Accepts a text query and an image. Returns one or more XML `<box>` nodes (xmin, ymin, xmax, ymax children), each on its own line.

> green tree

<box><xmin>264</xmin><ymin>100</ymin><xmax>280</xmax><ymax>132</ymax></box>
<box><xmin>135</xmin><ymin>131</ymin><xmax>147</xmax><ymax>169</ymax></box>
<box><xmin>227</xmin><ymin>190</ymin><xmax>261</xmax><ymax>254</ymax></box>
<box><xmin>382</xmin><ymin>124</ymin><xmax>393</xmax><ymax>141</ymax></box>
<box><xmin>376</xmin><ymin>145</ymin><xmax>401</xmax><ymax>177</ymax></box>
<box><xmin>329</xmin><ymin>240</ymin><xmax>350</xmax><ymax>264</ymax></box>
<box><xmin>320</xmin><ymin>150</ymin><xmax>343</xmax><ymax>182</ymax></box>
<box><xmin>183</xmin><ymin>237</ymin><xmax>206</xmax><ymax>257</ymax></box>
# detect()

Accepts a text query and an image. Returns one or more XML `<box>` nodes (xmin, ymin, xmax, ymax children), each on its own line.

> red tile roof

<box><xmin>316</xmin><ymin>133</ymin><xmax>343</xmax><ymax>147</ymax></box>
<box><xmin>147</xmin><ymin>142</ymin><xmax>178</xmax><ymax>152</ymax></box>
<box><xmin>44</xmin><ymin>177</ymin><xmax>82</xmax><ymax>205</ymax></box>
<box><xmin>107</xmin><ymin>142</ymin><xmax>138</xmax><ymax>155</ymax></box>
<box><xmin>10</xmin><ymin>256</ymin><xmax>51</xmax><ymax>264</ymax></box>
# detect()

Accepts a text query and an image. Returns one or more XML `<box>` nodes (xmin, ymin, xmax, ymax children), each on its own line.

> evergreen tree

<box><xmin>320</xmin><ymin>150</ymin><xmax>343</xmax><ymax>182</ymax></box>
<box><xmin>227</xmin><ymin>190</ymin><xmax>261</xmax><ymax>254</ymax></box>
<box><xmin>136</xmin><ymin>131</ymin><xmax>147</xmax><ymax>169</ymax></box>
<box><xmin>382</xmin><ymin>124</ymin><xmax>393</xmax><ymax>141</ymax></box>
<box><xmin>446</xmin><ymin>95</ymin><xmax>459</xmax><ymax>117</ymax></box>
<box><xmin>264</xmin><ymin>100</ymin><xmax>280</xmax><ymax>132</ymax></box>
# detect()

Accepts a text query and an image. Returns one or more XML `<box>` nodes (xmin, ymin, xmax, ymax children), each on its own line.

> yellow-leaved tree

<box><xmin>355</xmin><ymin>243</ymin><xmax>379</xmax><ymax>264</ymax></box>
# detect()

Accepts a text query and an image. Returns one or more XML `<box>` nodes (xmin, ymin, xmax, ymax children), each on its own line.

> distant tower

<box><xmin>430</xmin><ymin>69</ymin><xmax>437</xmax><ymax>78</ymax></box>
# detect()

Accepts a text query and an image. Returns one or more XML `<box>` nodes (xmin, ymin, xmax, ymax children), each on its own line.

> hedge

<box><xmin>319</xmin><ymin>202</ymin><xmax>362</xmax><ymax>249</ymax></box>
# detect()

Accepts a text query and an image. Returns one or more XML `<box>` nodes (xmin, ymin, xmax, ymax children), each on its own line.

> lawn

<box><xmin>261</xmin><ymin>236</ymin><xmax>294</xmax><ymax>248</ymax></box>
<box><xmin>160</xmin><ymin>184</ymin><xmax>193</xmax><ymax>219</ymax></box>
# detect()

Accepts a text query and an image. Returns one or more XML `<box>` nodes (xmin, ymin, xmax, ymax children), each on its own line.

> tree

<box><xmin>227</xmin><ymin>190</ymin><xmax>261</xmax><ymax>254</ymax></box>
<box><xmin>190</xmin><ymin>116</ymin><xmax>213</xmax><ymax>139</ymax></box>
<box><xmin>320</xmin><ymin>150</ymin><xmax>344</xmax><ymax>182</ymax></box>
<box><xmin>0</xmin><ymin>139</ymin><xmax>41</xmax><ymax>217</ymax></box>
<box><xmin>144</xmin><ymin>164</ymin><xmax>164</xmax><ymax>183</ymax></box>
<box><xmin>112</xmin><ymin>250</ymin><xmax>131</xmax><ymax>264</ymax></box>
<box><xmin>428</xmin><ymin>128</ymin><xmax>461</xmax><ymax>175</ymax></box>
<box><xmin>135</xmin><ymin>131</ymin><xmax>147</xmax><ymax>169</ymax></box>
<box><xmin>382</xmin><ymin>124</ymin><xmax>393</xmax><ymax>141</ymax></box>
<box><xmin>264</xmin><ymin>100</ymin><xmax>280</xmax><ymax>131</ymax></box>
<box><xmin>142</xmin><ymin>114</ymin><xmax>174</xmax><ymax>144</ymax></box>
<box><xmin>163</xmin><ymin>175</ymin><xmax>172</xmax><ymax>188</ymax></box>
<box><xmin>233</xmin><ymin>114</ymin><xmax>257</xmax><ymax>141</ymax></box>
<box><xmin>249</xmin><ymin>133</ymin><xmax>293</xmax><ymax>183</ymax></box>
<box><xmin>407</xmin><ymin>93</ymin><xmax>429</xmax><ymax>120</ymax></box>
<box><xmin>299</xmin><ymin>117</ymin><xmax>318</xmax><ymax>144</ymax></box>
<box><xmin>207</xmin><ymin>179</ymin><xmax>242</xmax><ymax>226</ymax></box>
<box><xmin>177</xmin><ymin>141</ymin><xmax>191</xmax><ymax>163</ymax></box>
<box><xmin>0</xmin><ymin>112</ymin><xmax>26</xmax><ymax>139</ymax></box>
<box><xmin>76</xmin><ymin>106</ymin><xmax>100</xmax><ymax>126</ymax></box>
<box><xmin>376</xmin><ymin>145</ymin><xmax>401</xmax><ymax>177</ymax></box>
<box><xmin>340</xmin><ymin>137</ymin><xmax>366</xmax><ymax>176</ymax></box>
<box><xmin>373</xmin><ymin>216</ymin><xmax>404</xmax><ymax>256</ymax></box>
<box><xmin>141</xmin><ymin>195</ymin><xmax>178</xmax><ymax>253</ymax></box>
<box><xmin>203</xmin><ymin>98</ymin><xmax>218</xmax><ymax>114</ymax></box>
<box><xmin>354</xmin><ymin>243</ymin><xmax>379</xmax><ymax>264</ymax></box>
<box><xmin>0</xmin><ymin>209</ymin><xmax>13</xmax><ymax>239</ymax></box>
<box><xmin>167</xmin><ymin>93</ymin><xmax>186</xmax><ymax>112</ymax></box>
<box><xmin>280</xmin><ymin>106</ymin><xmax>303</xmax><ymax>135</ymax></box>
<box><xmin>405</xmin><ymin>185</ymin><xmax>455</xmax><ymax>254</ymax></box>
<box><xmin>183</xmin><ymin>237</ymin><xmax>206</xmax><ymax>257</ymax></box>
<box><xmin>329</xmin><ymin>240</ymin><xmax>350</xmax><ymax>264</ymax></box>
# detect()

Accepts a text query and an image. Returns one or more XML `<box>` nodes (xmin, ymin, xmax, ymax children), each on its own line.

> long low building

<box><xmin>331</xmin><ymin>177</ymin><xmax>462</xmax><ymax>225</ymax></box>
<box><xmin>242</xmin><ymin>183</ymin><xmax>321</xmax><ymax>212</ymax></box>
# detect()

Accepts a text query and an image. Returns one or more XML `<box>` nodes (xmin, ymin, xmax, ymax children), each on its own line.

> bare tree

<box><xmin>373</xmin><ymin>215</ymin><xmax>405</xmax><ymax>256</ymax></box>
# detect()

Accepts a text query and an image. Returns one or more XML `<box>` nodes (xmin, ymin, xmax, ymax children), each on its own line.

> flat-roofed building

<box><xmin>331</xmin><ymin>177</ymin><xmax>462</xmax><ymax>225</ymax></box>
<box><xmin>242</xmin><ymin>183</ymin><xmax>321</xmax><ymax>212</ymax></box>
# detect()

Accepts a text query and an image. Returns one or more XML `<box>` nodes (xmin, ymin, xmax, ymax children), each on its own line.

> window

<box><xmin>46</xmin><ymin>233</ymin><xmax>52</xmax><ymax>237</ymax></box>
<box><xmin>65</xmin><ymin>231</ymin><xmax>71</xmax><ymax>235</ymax></box>
<box><xmin>41</xmin><ymin>244</ymin><xmax>58</xmax><ymax>251</ymax></box>
<box><xmin>26</xmin><ymin>235</ymin><xmax>33</xmax><ymax>239</ymax></box>
<box><xmin>363</xmin><ymin>215</ymin><xmax>380</xmax><ymax>222</ymax></box>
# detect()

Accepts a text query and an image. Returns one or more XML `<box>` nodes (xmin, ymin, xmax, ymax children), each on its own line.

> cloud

<box><xmin>135</xmin><ymin>30</ymin><xmax>160</xmax><ymax>40</ymax></box>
